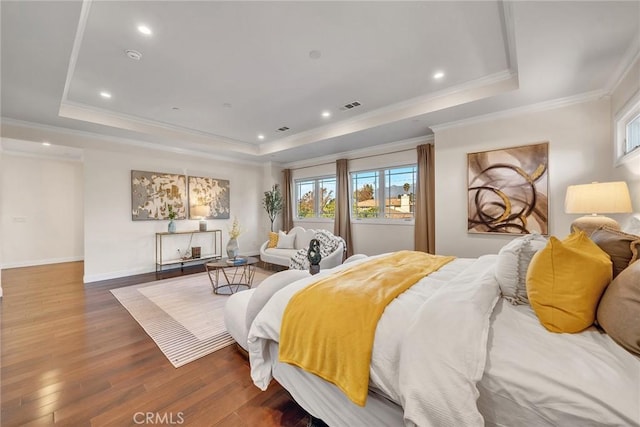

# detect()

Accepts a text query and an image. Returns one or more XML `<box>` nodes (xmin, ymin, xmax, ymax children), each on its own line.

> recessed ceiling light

<box><xmin>433</xmin><ymin>71</ymin><xmax>445</xmax><ymax>80</ymax></box>
<box><xmin>42</xmin><ymin>142</ymin><xmax>51</xmax><ymax>146</ymax></box>
<box><xmin>258</xmin><ymin>134</ymin><xmax>265</xmax><ymax>140</ymax></box>
<box><xmin>309</xmin><ymin>50</ymin><xmax>321</xmax><ymax>59</ymax></box>
<box><xmin>100</xmin><ymin>91</ymin><xmax>112</xmax><ymax>99</ymax></box>
<box><xmin>222</xmin><ymin>103</ymin><xmax>232</xmax><ymax>109</ymax></box>
<box><xmin>137</xmin><ymin>25</ymin><xmax>152</xmax><ymax>36</ymax></box>
<box><xmin>171</xmin><ymin>107</ymin><xmax>180</xmax><ymax>110</ymax></box>
<box><xmin>321</xmin><ymin>111</ymin><xmax>331</xmax><ymax>118</ymax></box>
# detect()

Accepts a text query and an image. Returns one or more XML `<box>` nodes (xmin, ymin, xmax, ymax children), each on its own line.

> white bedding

<box><xmin>247</xmin><ymin>253</ymin><xmax>640</xmax><ymax>426</ymax></box>
<box><xmin>479</xmin><ymin>299</ymin><xmax>640</xmax><ymax>426</ymax></box>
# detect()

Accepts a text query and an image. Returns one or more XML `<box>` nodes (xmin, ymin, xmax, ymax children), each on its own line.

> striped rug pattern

<box><xmin>111</xmin><ymin>269</ymin><xmax>271</xmax><ymax>367</ymax></box>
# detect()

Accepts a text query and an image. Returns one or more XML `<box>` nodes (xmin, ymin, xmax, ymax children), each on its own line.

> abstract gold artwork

<box><xmin>467</xmin><ymin>142</ymin><xmax>548</xmax><ymax>234</ymax></box>
<box><xmin>131</xmin><ymin>170</ymin><xmax>187</xmax><ymax>220</ymax></box>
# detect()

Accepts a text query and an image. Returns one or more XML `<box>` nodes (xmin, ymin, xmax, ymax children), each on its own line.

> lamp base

<box><xmin>570</xmin><ymin>215</ymin><xmax>620</xmax><ymax>235</ymax></box>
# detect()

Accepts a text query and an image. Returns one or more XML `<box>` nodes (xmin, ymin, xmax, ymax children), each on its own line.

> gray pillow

<box><xmin>590</xmin><ymin>227</ymin><xmax>640</xmax><ymax>278</ymax></box>
<box><xmin>245</xmin><ymin>270</ymin><xmax>311</xmax><ymax>330</ymax></box>
<box><xmin>597</xmin><ymin>260</ymin><xmax>640</xmax><ymax>356</ymax></box>
<box><xmin>495</xmin><ymin>234</ymin><xmax>548</xmax><ymax>305</ymax></box>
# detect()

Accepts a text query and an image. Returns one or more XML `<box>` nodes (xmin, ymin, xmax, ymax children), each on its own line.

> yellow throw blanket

<box><xmin>278</xmin><ymin>250</ymin><xmax>455</xmax><ymax>406</ymax></box>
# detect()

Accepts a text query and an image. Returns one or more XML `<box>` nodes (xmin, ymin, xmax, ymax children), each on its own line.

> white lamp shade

<box><xmin>564</xmin><ymin>181</ymin><xmax>632</xmax><ymax>214</ymax></box>
<box><xmin>191</xmin><ymin>205</ymin><xmax>209</xmax><ymax>219</ymax></box>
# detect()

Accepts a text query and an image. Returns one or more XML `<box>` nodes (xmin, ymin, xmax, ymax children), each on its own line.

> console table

<box><xmin>155</xmin><ymin>229</ymin><xmax>222</xmax><ymax>273</ymax></box>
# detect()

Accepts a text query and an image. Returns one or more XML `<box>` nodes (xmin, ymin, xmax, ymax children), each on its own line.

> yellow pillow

<box><xmin>267</xmin><ymin>232</ymin><xmax>279</xmax><ymax>248</ymax></box>
<box><xmin>526</xmin><ymin>231</ymin><xmax>612</xmax><ymax>333</ymax></box>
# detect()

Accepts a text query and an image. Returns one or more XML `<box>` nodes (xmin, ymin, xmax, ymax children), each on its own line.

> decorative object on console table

<box><xmin>227</xmin><ymin>217</ymin><xmax>242</xmax><ymax>260</ymax></box>
<box><xmin>307</xmin><ymin>238</ymin><xmax>321</xmax><ymax>275</ymax></box>
<box><xmin>191</xmin><ymin>204</ymin><xmax>208</xmax><ymax>231</ymax></box>
<box><xmin>191</xmin><ymin>246</ymin><xmax>201</xmax><ymax>259</ymax></box>
<box><xmin>263</xmin><ymin>184</ymin><xmax>284</xmax><ymax>232</ymax></box>
<box><xmin>565</xmin><ymin>181</ymin><xmax>633</xmax><ymax>234</ymax></box>
<box><xmin>167</xmin><ymin>205</ymin><xmax>177</xmax><ymax>233</ymax></box>
<box><xmin>467</xmin><ymin>142</ymin><xmax>549</xmax><ymax>235</ymax></box>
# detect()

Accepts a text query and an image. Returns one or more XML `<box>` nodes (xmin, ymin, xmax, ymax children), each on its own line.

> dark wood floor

<box><xmin>0</xmin><ymin>262</ymin><xmax>310</xmax><ymax>426</ymax></box>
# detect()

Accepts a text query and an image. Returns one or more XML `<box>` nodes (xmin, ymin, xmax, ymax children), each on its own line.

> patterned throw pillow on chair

<box><xmin>288</xmin><ymin>230</ymin><xmax>345</xmax><ymax>270</ymax></box>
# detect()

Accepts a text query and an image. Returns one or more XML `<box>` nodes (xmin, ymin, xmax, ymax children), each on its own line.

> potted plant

<box><xmin>263</xmin><ymin>184</ymin><xmax>283</xmax><ymax>232</ymax></box>
<box><xmin>167</xmin><ymin>205</ymin><xmax>177</xmax><ymax>233</ymax></box>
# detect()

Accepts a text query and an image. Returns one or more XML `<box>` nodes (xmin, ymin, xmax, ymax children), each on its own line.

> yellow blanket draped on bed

<box><xmin>278</xmin><ymin>250</ymin><xmax>455</xmax><ymax>406</ymax></box>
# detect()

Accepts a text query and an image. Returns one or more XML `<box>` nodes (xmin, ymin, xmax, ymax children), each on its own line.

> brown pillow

<box><xmin>590</xmin><ymin>227</ymin><xmax>640</xmax><ymax>278</ymax></box>
<box><xmin>597</xmin><ymin>260</ymin><xmax>640</xmax><ymax>356</ymax></box>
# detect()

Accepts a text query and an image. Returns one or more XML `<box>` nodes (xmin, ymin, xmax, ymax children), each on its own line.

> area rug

<box><xmin>111</xmin><ymin>268</ymin><xmax>272</xmax><ymax>367</ymax></box>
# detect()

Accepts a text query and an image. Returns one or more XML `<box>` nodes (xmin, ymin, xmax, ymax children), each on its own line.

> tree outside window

<box><xmin>295</xmin><ymin>177</ymin><xmax>336</xmax><ymax>219</ymax></box>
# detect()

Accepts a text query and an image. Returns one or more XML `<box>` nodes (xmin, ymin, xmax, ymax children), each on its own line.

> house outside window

<box><xmin>295</xmin><ymin>176</ymin><xmax>336</xmax><ymax>219</ymax></box>
<box><xmin>351</xmin><ymin>165</ymin><xmax>417</xmax><ymax>221</ymax></box>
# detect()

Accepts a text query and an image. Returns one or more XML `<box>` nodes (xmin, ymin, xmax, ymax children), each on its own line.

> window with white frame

<box><xmin>615</xmin><ymin>93</ymin><xmax>640</xmax><ymax>163</ymax></box>
<box><xmin>351</xmin><ymin>165</ymin><xmax>417</xmax><ymax>220</ymax></box>
<box><xmin>626</xmin><ymin>113</ymin><xmax>640</xmax><ymax>155</ymax></box>
<box><xmin>295</xmin><ymin>176</ymin><xmax>336</xmax><ymax>219</ymax></box>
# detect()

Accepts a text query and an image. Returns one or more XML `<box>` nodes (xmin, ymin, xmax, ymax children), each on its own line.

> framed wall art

<box><xmin>188</xmin><ymin>176</ymin><xmax>230</xmax><ymax>219</ymax></box>
<box><xmin>467</xmin><ymin>142</ymin><xmax>549</xmax><ymax>235</ymax></box>
<box><xmin>131</xmin><ymin>170</ymin><xmax>187</xmax><ymax>220</ymax></box>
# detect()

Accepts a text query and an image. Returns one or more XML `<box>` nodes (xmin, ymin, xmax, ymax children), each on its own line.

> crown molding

<box><xmin>429</xmin><ymin>90</ymin><xmax>607</xmax><ymax>132</ymax></box>
<box><xmin>605</xmin><ymin>41</ymin><xmax>640</xmax><ymax>95</ymax></box>
<box><xmin>0</xmin><ymin>117</ymin><xmax>266</xmax><ymax>167</ymax></box>
<box><xmin>282</xmin><ymin>135</ymin><xmax>433</xmax><ymax>170</ymax></box>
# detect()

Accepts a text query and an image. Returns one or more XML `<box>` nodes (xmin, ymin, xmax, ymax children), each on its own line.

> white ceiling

<box><xmin>1</xmin><ymin>1</ymin><xmax>638</xmax><ymax>164</ymax></box>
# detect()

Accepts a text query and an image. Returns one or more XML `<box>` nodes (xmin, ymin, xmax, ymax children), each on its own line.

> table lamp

<box><xmin>564</xmin><ymin>181</ymin><xmax>632</xmax><ymax>234</ymax></box>
<box><xmin>191</xmin><ymin>205</ymin><xmax>208</xmax><ymax>231</ymax></box>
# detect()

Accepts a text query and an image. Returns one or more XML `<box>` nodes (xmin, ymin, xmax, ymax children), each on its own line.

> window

<box><xmin>351</xmin><ymin>165</ymin><xmax>417</xmax><ymax>220</ymax></box>
<box><xmin>626</xmin><ymin>113</ymin><xmax>640</xmax><ymax>155</ymax></box>
<box><xmin>615</xmin><ymin>93</ymin><xmax>640</xmax><ymax>164</ymax></box>
<box><xmin>295</xmin><ymin>176</ymin><xmax>336</xmax><ymax>219</ymax></box>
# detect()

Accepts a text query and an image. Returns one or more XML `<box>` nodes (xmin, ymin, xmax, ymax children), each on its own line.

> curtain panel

<box><xmin>414</xmin><ymin>144</ymin><xmax>435</xmax><ymax>253</ymax></box>
<box><xmin>334</xmin><ymin>159</ymin><xmax>354</xmax><ymax>258</ymax></box>
<box><xmin>282</xmin><ymin>169</ymin><xmax>294</xmax><ymax>232</ymax></box>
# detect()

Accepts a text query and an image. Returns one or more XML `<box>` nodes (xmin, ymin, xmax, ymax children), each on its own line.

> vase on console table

<box><xmin>168</xmin><ymin>219</ymin><xmax>176</xmax><ymax>233</ymax></box>
<box><xmin>226</xmin><ymin>238</ymin><xmax>239</xmax><ymax>260</ymax></box>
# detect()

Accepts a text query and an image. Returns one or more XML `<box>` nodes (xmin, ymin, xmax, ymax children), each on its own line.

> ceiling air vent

<box><xmin>277</xmin><ymin>126</ymin><xmax>290</xmax><ymax>132</ymax></box>
<box><xmin>340</xmin><ymin>101</ymin><xmax>362</xmax><ymax>111</ymax></box>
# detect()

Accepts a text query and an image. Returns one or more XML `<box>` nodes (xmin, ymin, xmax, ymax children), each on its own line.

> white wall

<box><xmin>434</xmin><ymin>97</ymin><xmax>616</xmax><ymax>258</ymax></box>
<box><xmin>290</xmin><ymin>140</ymin><xmax>426</xmax><ymax>256</ymax></box>
<box><xmin>83</xmin><ymin>149</ymin><xmax>264</xmax><ymax>283</ymax></box>
<box><xmin>1</xmin><ymin>153</ymin><xmax>84</xmax><ymax>267</ymax></box>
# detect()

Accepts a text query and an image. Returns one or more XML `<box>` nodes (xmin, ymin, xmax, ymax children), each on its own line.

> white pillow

<box><xmin>495</xmin><ymin>234</ymin><xmax>548</xmax><ymax>305</ymax></box>
<box><xmin>276</xmin><ymin>230</ymin><xmax>296</xmax><ymax>249</ymax></box>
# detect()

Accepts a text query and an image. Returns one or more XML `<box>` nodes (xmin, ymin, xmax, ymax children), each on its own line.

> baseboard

<box><xmin>83</xmin><ymin>266</ymin><xmax>155</xmax><ymax>284</ymax></box>
<box><xmin>1</xmin><ymin>256</ymin><xmax>83</xmax><ymax>269</ymax></box>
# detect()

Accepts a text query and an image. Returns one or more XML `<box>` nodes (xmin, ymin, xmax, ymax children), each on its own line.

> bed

<box><xmin>243</xmin><ymin>232</ymin><xmax>640</xmax><ymax>426</ymax></box>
